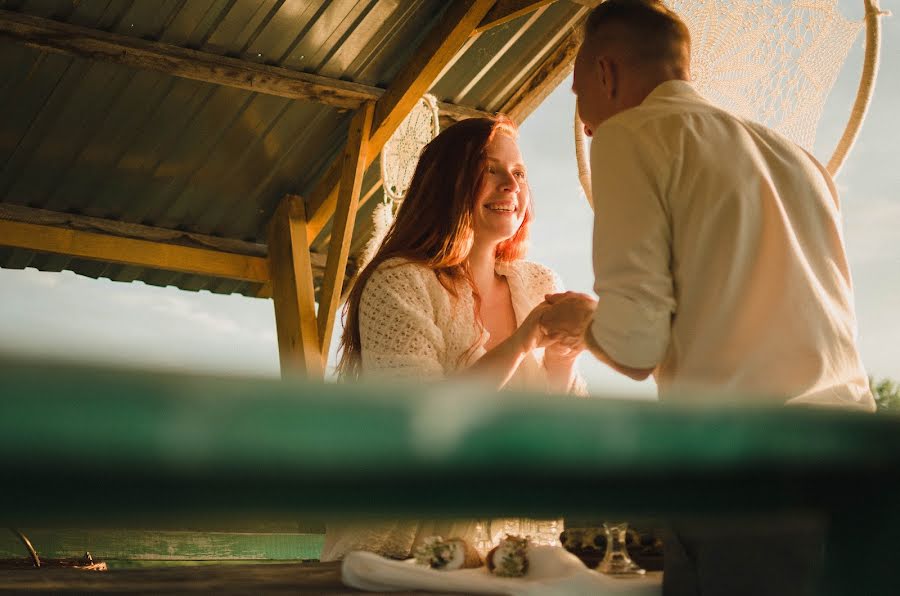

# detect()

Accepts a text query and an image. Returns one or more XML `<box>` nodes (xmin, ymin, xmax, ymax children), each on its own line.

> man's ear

<box><xmin>597</xmin><ymin>56</ymin><xmax>617</xmax><ymax>99</ymax></box>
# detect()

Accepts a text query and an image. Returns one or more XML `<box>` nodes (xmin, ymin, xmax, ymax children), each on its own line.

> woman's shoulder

<box><xmin>360</xmin><ymin>257</ymin><xmax>443</xmax><ymax>311</ymax></box>
<box><xmin>366</xmin><ymin>257</ymin><xmax>434</xmax><ymax>286</ymax></box>
<box><xmin>504</xmin><ymin>259</ymin><xmax>563</xmax><ymax>293</ymax></box>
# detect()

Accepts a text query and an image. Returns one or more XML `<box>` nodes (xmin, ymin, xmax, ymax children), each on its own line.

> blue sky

<box><xmin>1</xmin><ymin>0</ymin><xmax>896</xmax><ymax>396</ymax></box>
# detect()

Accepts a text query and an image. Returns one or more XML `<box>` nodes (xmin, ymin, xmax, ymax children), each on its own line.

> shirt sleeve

<box><xmin>589</xmin><ymin>121</ymin><xmax>676</xmax><ymax>369</ymax></box>
<box><xmin>358</xmin><ymin>262</ymin><xmax>446</xmax><ymax>382</ymax></box>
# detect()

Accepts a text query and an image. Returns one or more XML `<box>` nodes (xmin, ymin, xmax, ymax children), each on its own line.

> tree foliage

<box><xmin>871</xmin><ymin>377</ymin><xmax>900</xmax><ymax>412</ymax></box>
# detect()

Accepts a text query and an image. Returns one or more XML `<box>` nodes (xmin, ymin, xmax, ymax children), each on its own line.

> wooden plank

<box><xmin>317</xmin><ymin>103</ymin><xmax>375</xmax><ymax>360</ymax></box>
<box><xmin>303</xmin><ymin>0</ymin><xmax>497</xmax><ymax>241</ymax></box>
<box><xmin>0</xmin><ymin>9</ymin><xmax>487</xmax><ymax>121</ymax></box>
<box><xmin>0</xmin><ymin>203</ymin><xmax>269</xmax><ymax>258</ymax></box>
<box><xmin>475</xmin><ymin>0</ymin><xmax>558</xmax><ymax>34</ymax></box>
<box><xmin>310</xmin><ymin>178</ymin><xmax>384</xmax><ymax>255</ymax></box>
<box><xmin>0</xmin><ymin>529</ymin><xmax>323</xmax><ymax>561</ymax></box>
<box><xmin>499</xmin><ymin>13</ymin><xmax>587</xmax><ymax>123</ymax></box>
<box><xmin>0</xmin><ymin>219</ymin><xmax>269</xmax><ymax>283</ymax></box>
<box><xmin>267</xmin><ymin>196</ymin><xmax>322</xmax><ymax>379</ymax></box>
<box><xmin>368</xmin><ymin>0</ymin><xmax>497</xmax><ymax>160</ymax></box>
<box><xmin>0</xmin><ymin>561</ymin><xmax>436</xmax><ymax>594</ymax></box>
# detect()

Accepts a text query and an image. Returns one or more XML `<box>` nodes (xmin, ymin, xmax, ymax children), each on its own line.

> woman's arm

<box><xmin>463</xmin><ymin>302</ymin><xmax>551</xmax><ymax>390</ymax></box>
<box><xmin>543</xmin><ymin>343</ymin><xmax>580</xmax><ymax>393</ymax></box>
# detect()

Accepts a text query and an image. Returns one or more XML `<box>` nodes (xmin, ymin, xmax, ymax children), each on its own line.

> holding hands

<box><xmin>540</xmin><ymin>291</ymin><xmax>597</xmax><ymax>348</ymax></box>
<box><xmin>515</xmin><ymin>291</ymin><xmax>598</xmax><ymax>360</ymax></box>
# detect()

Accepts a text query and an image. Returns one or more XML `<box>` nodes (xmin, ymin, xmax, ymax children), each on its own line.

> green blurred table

<box><xmin>2</xmin><ymin>358</ymin><xmax>898</xmax><ymax>594</ymax></box>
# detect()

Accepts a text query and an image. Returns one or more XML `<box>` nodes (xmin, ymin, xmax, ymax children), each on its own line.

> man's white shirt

<box><xmin>589</xmin><ymin>80</ymin><xmax>874</xmax><ymax>411</ymax></box>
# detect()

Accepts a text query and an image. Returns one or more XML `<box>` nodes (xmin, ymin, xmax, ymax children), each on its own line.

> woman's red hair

<box><xmin>336</xmin><ymin>114</ymin><xmax>532</xmax><ymax>379</ymax></box>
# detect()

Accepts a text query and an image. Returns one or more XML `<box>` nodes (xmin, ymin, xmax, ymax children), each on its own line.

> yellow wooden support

<box><xmin>0</xmin><ymin>218</ymin><xmax>269</xmax><ymax>283</ymax></box>
<box><xmin>475</xmin><ymin>0</ymin><xmax>558</xmax><ymax>34</ymax></box>
<box><xmin>268</xmin><ymin>195</ymin><xmax>322</xmax><ymax>379</ymax></box>
<box><xmin>316</xmin><ymin>102</ymin><xmax>375</xmax><ymax>362</ymax></box>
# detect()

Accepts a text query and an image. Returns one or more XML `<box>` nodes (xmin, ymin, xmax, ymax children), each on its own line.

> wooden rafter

<box><xmin>0</xmin><ymin>218</ymin><xmax>268</xmax><ymax>284</ymax></box>
<box><xmin>0</xmin><ymin>9</ymin><xmax>483</xmax><ymax>122</ymax></box>
<box><xmin>303</xmin><ymin>0</ymin><xmax>497</xmax><ymax>242</ymax></box>
<box><xmin>344</xmin><ymin>11</ymin><xmax>589</xmax><ymax>267</ymax></box>
<box><xmin>268</xmin><ymin>195</ymin><xmax>322</xmax><ymax>379</ymax></box>
<box><xmin>475</xmin><ymin>0</ymin><xmax>558</xmax><ymax>34</ymax></box>
<box><xmin>0</xmin><ymin>203</ymin><xmax>350</xmax><ymax>299</ymax></box>
<box><xmin>499</xmin><ymin>12</ymin><xmax>587</xmax><ymax>122</ymax></box>
<box><xmin>455</xmin><ymin>5</ymin><xmax>551</xmax><ymax>104</ymax></box>
<box><xmin>317</xmin><ymin>103</ymin><xmax>375</xmax><ymax>360</ymax></box>
<box><xmin>0</xmin><ymin>203</ymin><xmax>268</xmax><ymax>258</ymax></box>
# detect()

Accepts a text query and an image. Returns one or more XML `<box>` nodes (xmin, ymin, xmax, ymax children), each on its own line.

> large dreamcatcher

<box><xmin>359</xmin><ymin>94</ymin><xmax>441</xmax><ymax>268</ymax></box>
<box><xmin>575</xmin><ymin>0</ymin><xmax>888</xmax><ymax>203</ymax></box>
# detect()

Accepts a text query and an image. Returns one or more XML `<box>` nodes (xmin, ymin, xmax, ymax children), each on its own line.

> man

<box><xmin>541</xmin><ymin>0</ymin><xmax>875</xmax><ymax>593</ymax></box>
<box><xmin>544</xmin><ymin>0</ymin><xmax>874</xmax><ymax>408</ymax></box>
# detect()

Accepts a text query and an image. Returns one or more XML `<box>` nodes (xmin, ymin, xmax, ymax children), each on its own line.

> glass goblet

<box><xmin>596</xmin><ymin>522</ymin><xmax>645</xmax><ymax>577</ymax></box>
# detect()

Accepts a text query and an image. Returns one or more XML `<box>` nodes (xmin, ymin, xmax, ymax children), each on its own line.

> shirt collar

<box><xmin>642</xmin><ymin>79</ymin><xmax>702</xmax><ymax>105</ymax></box>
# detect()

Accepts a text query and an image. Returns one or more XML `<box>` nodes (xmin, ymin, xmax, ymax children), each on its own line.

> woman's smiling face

<box><xmin>472</xmin><ymin>133</ymin><xmax>529</xmax><ymax>247</ymax></box>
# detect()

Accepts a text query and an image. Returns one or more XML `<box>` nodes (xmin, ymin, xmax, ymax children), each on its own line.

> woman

<box><xmin>320</xmin><ymin>115</ymin><xmax>584</xmax><ymax>562</ymax></box>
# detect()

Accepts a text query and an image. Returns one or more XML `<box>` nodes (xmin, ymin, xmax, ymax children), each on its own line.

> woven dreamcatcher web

<box><xmin>668</xmin><ymin>0</ymin><xmax>863</xmax><ymax>151</ymax></box>
<box><xmin>576</xmin><ymin>0</ymin><xmax>883</xmax><ymax>203</ymax></box>
<box><xmin>360</xmin><ymin>94</ymin><xmax>440</xmax><ymax>268</ymax></box>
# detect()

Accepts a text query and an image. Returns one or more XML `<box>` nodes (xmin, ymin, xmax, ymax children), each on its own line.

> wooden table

<box><xmin>0</xmin><ymin>561</ymin><xmax>455</xmax><ymax>594</ymax></box>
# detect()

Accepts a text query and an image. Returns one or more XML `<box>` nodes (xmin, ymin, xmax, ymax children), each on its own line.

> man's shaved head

<box><xmin>573</xmin><ymin>0</ymin><xmax>691</xmax><ymax>134</ymax></box>
<box><xmin>582</xmin><ymin>0</ymin><xmax>691</xmax><ymax>73</ymax></box>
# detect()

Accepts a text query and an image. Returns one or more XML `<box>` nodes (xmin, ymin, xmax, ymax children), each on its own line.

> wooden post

<box><xmin>268</xmin><ymin>195</ymin><xmax>322</xmax><ymax>379</ymax></box>
<box><xmin>316</xmin><ymin>103</ymin><xmax>375</xmax><ymax>362</ymax></box>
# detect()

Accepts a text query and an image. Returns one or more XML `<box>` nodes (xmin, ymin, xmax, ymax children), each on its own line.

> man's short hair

<box><xmin>583</xmin><ymin>0</ymin><xmax>691</xmax><ymax>66</ymax></box>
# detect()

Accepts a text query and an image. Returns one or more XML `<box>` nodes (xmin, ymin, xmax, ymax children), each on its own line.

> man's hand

<box><xmin>540</xmin><ymin>291</ymin><xmax>598</xmax><ymax>343</ymax></box>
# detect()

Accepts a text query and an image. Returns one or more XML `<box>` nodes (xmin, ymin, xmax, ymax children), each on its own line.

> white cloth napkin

<box><xmin>342</xmin><ymin>545</ymin><xmax>662</xmax><ymax>596</ymax></box>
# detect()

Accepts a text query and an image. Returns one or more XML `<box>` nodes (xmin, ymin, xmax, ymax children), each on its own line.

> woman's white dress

<box><xmin>320</xmin><ymin>257</ymin><xmax>585</xmax><ymax>562</ymax></box>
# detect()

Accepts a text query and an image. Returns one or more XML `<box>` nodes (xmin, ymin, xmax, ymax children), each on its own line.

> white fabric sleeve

<box><xmin>589</xmin><ymin>122</ymin><xmax>676</xmax><ymax>369</ymax></box>
<box><xmin>358</xmin><ymin>262</ymin><xmax>446</xmax><ymax>382</ymax></box>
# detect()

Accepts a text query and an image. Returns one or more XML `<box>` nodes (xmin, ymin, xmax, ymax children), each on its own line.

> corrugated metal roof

<box><xmin>0</xmin><ymin>0</ymin><xmax>586</xmax><ymax>297</ymax></box>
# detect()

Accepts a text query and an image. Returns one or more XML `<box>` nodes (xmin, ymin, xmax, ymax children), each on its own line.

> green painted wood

<box><xmin>2</xmin><ymin>357</ymin><xmax>900</xmax><ymax>592</ymax></box>
<box><xmin>2</xmin><ymin>357</ymin><xmax>899</xmax><ymax>522</ymax></box>
<box><xmin>0</xmin><ymin>529</ymin><xmax>323</xmax><ymax>561</ymax></box>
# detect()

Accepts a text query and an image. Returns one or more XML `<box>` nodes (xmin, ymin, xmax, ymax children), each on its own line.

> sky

<box><xmin>1</xmin><ymin>0</ymin><xmax>897</xmax><ymax>396</ymax></box>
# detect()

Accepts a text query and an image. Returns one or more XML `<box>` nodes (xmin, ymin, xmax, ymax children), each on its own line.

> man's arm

<box><xmin>582</xmin><ymin>324</ymin><xmax>655</xmax><ymax>381</ymax></box>
<box><xmin>588</xmin><ymin>122</ymin><xmax>676</xmax><ymax>373</ymax></box>
<box><xmin>541</xmin><ymin>292</ymin><xmax>655</xmax><ymax>381</ymax></box>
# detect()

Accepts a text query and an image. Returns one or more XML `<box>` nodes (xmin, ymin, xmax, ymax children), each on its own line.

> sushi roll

<box><xmin>487</xmin><ymin>535</ymin><xmax>530</xmax><ymax>577</ymax></box>
<box><xmin>414</xmin><ymin>536</ymin><xmax>483</xmax><ymax>570</ymax></box>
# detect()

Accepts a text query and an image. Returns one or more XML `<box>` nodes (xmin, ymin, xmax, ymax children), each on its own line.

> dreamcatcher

<box><xmin>574</xmin><ymin>0</ymin><xmax>888</xmax><ymax>203</ymax></box>
<box><xmin>359</xmin><ymin>94</ymin><xmax>441</xmax><ymax>268</ymax></box>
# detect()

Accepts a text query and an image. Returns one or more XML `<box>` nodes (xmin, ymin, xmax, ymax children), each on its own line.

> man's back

<box><xmin>589</xmin><ymin>80</ymin><xmax>873</xmax><ymax>410</ymax></box>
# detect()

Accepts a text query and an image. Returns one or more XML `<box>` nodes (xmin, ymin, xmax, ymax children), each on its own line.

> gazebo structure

<box><xmin>1</xmin><ymin>1</ymin><xmax>898</xmax><ymax>594</ymax></box>
<box><xmin>0</xmin><ymin>0</ymin><xmax>591</xmax><ymax>378</ymax></box>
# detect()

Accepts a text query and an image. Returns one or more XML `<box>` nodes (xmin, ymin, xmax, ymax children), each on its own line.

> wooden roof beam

<box><xmin>499</xmin><ymin>14</ymin><xmax>586</xmax><ymax>123</ymax></box>
<box><xmin>317</xmin><ymin>102</ymin><xmax>374</xmax><ymax>361</ymax></box>
<box><xmin>0</xmin><ymin>9</ymin><xmax>488</xmax><ymax>121</ymax></box>
<box><xmin>0</xmin><ymin>218</ymin><xmax>269</xmax><ymax>284</ymax></box>
<box><xmin>475</xmin><ymin>0</ymin><xmax>558</xmax><ymax>34</ymax></box>
<box><xmin>303</xmin><ymin>0</ymin><xmax>498</xmax><ymax>241</ymax></box>
<box><xmin>0</xmin><ymin>203</ymin><xmax>349</xmax><ymax>297</ymax></box>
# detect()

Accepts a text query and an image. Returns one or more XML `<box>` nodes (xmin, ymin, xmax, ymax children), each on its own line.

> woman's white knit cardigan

<box><xmin>358</xmin><ymin>256</ymin><xmax>585</xmax><ymax>392</ymax></box>
<box><xmin>319</xmin><ymin>257</ymin><xmax>585</xmax><ymax>562</ymax></box>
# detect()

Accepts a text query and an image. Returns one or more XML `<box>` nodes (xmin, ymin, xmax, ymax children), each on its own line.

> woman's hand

<box><xmin>511</xmin><ymin>302</ymin><xmax>553</xmax><ymax>355</ymax></box>
<box><xmin>544</xmin><ymin>336</ymin><xmax>584</xmax><ymax>362</ymax></box>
